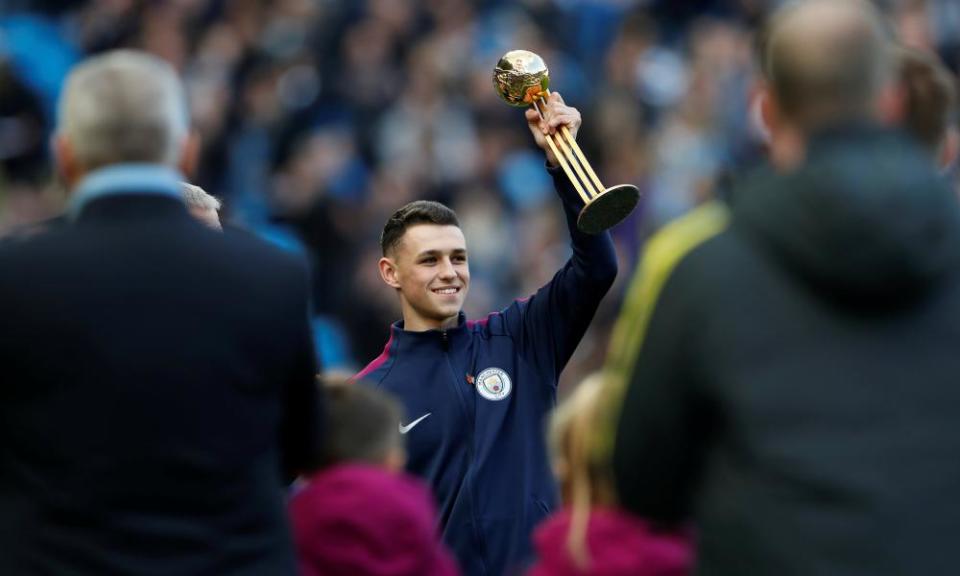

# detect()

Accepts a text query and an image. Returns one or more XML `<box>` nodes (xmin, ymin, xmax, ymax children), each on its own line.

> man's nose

<box><xmin>438</xmin><ymin>258</ymin><xmax>457</xmax><ymax>279</ymax></box>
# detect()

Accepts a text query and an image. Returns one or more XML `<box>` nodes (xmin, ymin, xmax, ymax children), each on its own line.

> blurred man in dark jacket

<box><xmin>0</xmin><ymin>50</ymin><xmax>322</xmax><ymax>575</ymax></box>
<box><xmin>607</xmin><ymin>1</ymin><xmax>960</xmax><ymax>575</ymax></box>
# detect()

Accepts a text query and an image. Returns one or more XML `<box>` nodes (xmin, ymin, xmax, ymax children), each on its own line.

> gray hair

<box><xmin>181</xmin><ymin>183</ymin><xmax>221</xmax><ymax>212</ymax></box>
<box><xmin>57</xmin><ymin>50</ymin><xmax>189</xmax><ymax>168</ymax></box>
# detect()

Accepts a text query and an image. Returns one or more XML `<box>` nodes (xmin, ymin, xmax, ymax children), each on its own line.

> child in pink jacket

<box><xmin>289</xmin><ymin>380</ymin><xmax>459</xmax><ymax>576</ymax></box>
<box><xmin>527</xmin><ymin>374</ymin><xmax>692</xmax><ymax>576</ymax></box>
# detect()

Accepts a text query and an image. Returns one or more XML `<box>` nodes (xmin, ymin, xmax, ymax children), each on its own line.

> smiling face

<box><xmin>379</xmin><ymin>224</ymin><xmax>470</xmax><ymax>332</ymax></box>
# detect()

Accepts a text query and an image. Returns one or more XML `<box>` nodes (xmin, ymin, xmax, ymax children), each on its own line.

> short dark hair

<box><xmin>380</xmin><ymin>200</ymin><xmax>460</xmax><ymax>256</ymax></box>
<box><xmin>760</xmin><ymin>0</ymin><xmax>891</xmax><ymax>132</ymax></box>
<box><xmin>319</xmin><ymin>377</ymin><xmax>404</xmax><ymax>468</ymax></box>
<box><xmin>896</xmin><ymin>46</ymin><xmax>957</xmax><ymax>152</ymax></box>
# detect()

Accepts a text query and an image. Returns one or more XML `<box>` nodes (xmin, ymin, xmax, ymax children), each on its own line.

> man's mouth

<box><xmin>432</xmin><ymin>287</ymin><xmax>461</xmax><ymax>295</ymax></box>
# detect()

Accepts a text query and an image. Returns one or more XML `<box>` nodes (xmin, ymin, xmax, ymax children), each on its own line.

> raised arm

<box><xmin>500</xmin><ymin>93</ymin><xmax>617</xmax><ymax>379</ymax></box>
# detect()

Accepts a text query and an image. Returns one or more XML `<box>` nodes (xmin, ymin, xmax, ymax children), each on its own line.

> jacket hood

<box><xmin>734</xmin><ymin>125</ymin><xmax>960</xmax><ymax>307</ymax></box>
<box><xmin>527</xmin><ymin>508</ymin><xmax>691</xmax><ymax>576</ymax></box>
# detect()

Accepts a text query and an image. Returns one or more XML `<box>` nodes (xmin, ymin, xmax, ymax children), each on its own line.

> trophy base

<box><xmin>577</xmin><ymin>184</ymin><xmax>641</xmax><ymax>235</ymax></box>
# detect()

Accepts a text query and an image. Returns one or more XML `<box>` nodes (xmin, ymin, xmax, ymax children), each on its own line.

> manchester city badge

<box><xmin>475</xmin><ymin>367</ymin><xmax>512</xmax><ymax>401</ymax></box>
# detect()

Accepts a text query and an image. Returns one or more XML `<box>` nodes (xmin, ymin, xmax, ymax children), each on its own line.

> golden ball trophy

<box><xmin>493</xmin><ymin>50</ymin><xmax>640</xmax><ymax>234</ymax></box>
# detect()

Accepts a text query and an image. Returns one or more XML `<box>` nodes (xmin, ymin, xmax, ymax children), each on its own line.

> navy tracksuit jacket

<box><xmin>357</xmin><ymin>168</ymin><xmax>617</xmax><ymax>575</ymax></box>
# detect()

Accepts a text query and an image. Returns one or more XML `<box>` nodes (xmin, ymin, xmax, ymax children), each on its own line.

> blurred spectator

<box><xmin>527</xmin><ymin>373</ymin><xmax>691</xmax><ymax>576</ymax></box>
<box><xmin>0</xmin><ymin>50</ymin><xmax>322</xmax><ymax>575</ymax></box>
<box><xmin>289</xmin><ymin>379</ymin><xmax>459</xmax><ymax>576</ymax></box>
<box><xmin>608</xmin><ymin>1</ymin><xmax>960</xmax><ymax>574</ymax></box>
<box><xmin>181</xmin><ymin>182</ymin><xmax>222</xmax><ymax>229</ymax></box>
<box><xmin>0</xmin><ymin>59</ymin><xmax>47</xmax><ymax>182</ymax></box>
<box><xmin>884</xmin><ymin>45</ymin><xmax>958</xmax><ymax>170</ymax></box>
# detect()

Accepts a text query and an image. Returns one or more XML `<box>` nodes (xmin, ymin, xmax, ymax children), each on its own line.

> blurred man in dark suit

<box><xmin>606</xmin><ymin>1</ymin><xmax>960</xmax><ymax>575</ymax></box>
<box><xmin>0</xmin><ymin>50</ymin><xmax>322</xmax><ymax>575</ymax></box>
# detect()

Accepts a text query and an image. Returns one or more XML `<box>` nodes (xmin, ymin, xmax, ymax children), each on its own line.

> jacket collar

<box><xmin>68</xmin><ymin>163</ymin><xmax>185</xmax><ymax>221</ymax></box>
<box><xmin>389</xmin><ymin>312</ymin><xmax>470</xmax><ymax>349</ymax></box>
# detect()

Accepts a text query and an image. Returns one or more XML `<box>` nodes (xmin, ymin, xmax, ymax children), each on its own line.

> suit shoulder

<box><xmin>645</xmin><ymin>201</ymin><xmax>730</xmax><ymax>274</ymax></box>
<box><xmin>221</xmin><ymin>226</ymin><xmax>309</xmax><ymax>274</ymax></box>
<box><xmin>609</xmin><ymin>202</ymin><xmax>730</xmax><ymax>369</ymax></box>
<box><xmin>0</xmin><ymin>216</ymin><xmax>67</xmax><ymax>247</ymax></box>
<box><xmin>635</xmin><ymin>202</ymin><xmax>728</xmax><ymax>293</ymax></box>
<box><xmin>0</xmin><ymin>220</ymin><xmax>73</xmax><ymax>264</ymax></box>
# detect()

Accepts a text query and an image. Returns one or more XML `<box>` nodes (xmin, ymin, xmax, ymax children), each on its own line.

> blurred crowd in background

<box><xmin>1</xmin><ymin>0</ymin><xmax>958</xmax><ymax>385</ymax></box>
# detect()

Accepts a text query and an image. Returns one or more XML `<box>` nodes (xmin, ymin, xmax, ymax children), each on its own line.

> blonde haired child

<box><xmin>527</xmin><ymin>373</ymin><xmax>692</xmax><ymax>576</ymax></box>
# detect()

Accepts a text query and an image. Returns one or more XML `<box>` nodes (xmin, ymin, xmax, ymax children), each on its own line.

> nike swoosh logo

<box><xmin>399</xmin><ymin>413</ymin><xmax>431</xmax><ymax>434</ymax></box>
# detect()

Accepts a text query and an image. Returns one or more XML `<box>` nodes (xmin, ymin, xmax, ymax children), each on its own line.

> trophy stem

<box><xmin>552</xmin><ymin>126</ymin><xmax>599</xmax><ymax>199</ymax></box>
<box><xmin>544</xmin><ymin>89</ymin><xmax>607</xmax><ymax>194</ymax></box>
<box><xmin>559</xmin><ymin>126</ymin><xmax>605</xmax><ymax>192</ymax></box>
<box><xmin>532</xmin><ymin>99</ymin><xmax>593</xmax><ymax>205</ymax></box>
<box><xmin>532</xmin><ymin>97</ymin><xmax>641</xmax><ymax>234</ymax></box>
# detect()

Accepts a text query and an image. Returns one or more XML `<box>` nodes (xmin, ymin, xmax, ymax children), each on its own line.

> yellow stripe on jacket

<box><xmin>595</xmin><ymin>201</ymin><xmax>730</xmax><ymax>462</ymax></box>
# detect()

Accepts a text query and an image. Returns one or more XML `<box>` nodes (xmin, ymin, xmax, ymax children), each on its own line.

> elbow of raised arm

<box><xmin>596</xmin><ymin>237</ymin><xmax>618</xmax><ymax>290</ymax></box>
<box><xmin>570</xmin><ymin>233</ymin><xmax>618</xmax><ymax>293</ymax></box>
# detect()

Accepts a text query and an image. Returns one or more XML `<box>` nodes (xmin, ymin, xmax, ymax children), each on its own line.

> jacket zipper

<box><xmin>442</xmin><ymin>330</ymin><xmax>489</xmax><ymax>575</ymax></box>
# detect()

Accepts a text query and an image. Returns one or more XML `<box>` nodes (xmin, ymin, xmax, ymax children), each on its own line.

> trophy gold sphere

<box><xmin>492</xmin><ymin>49</ymin><xmax>640</xmax><ymax>234</ymax></box>
<box><xmin>493</xmin><ymin>50</ymin><xmax>550</xmax><ymax>107</ymax></box>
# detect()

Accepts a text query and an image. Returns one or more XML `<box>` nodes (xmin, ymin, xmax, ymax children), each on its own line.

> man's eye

<box><xmin>453</xmin><ymin>255</ymin><xmax>467</xmax><ymax>263</ymax></box>
<box><xmin>421</xmin><ymin>258</ymin><xmax>436</xmax><ymax>264</ymax></box>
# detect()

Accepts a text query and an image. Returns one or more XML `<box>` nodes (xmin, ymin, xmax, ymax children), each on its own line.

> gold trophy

<box><xmin>493</xmin><ymin>50</ymin><xmax>640</xmax><ymax>234</ymax></box>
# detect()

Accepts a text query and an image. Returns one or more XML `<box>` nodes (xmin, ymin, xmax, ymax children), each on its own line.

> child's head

<box><xmin>319</xmin><ymin>377</ymin><xmax>406</xmax><ymax>472</ymax></box>
<box><xmin>548</xmin><ymin>372</ymin><xmax>617</xmax><ymax>568</ymax></box>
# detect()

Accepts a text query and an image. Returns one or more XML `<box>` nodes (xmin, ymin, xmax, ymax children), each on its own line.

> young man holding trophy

<box><xmin>355</xmin><ymin>51</ymin><xmax>631</xmax><ymax>576</ymax></box>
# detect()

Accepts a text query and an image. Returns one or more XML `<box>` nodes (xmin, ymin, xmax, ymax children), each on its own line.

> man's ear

<box><xmin>875</xmin><ymin>81</ymin><xmax>906</xmax><ymax>127</ymax></box>
<box><xmin>757</xmin><ymin>85</ymin><xmax>807</xmax><ymax>172</ymax></box>
<box><xmin>757</xmin><ymin>87</ymin><xmax>777</xmax><ymax>138</ymax></box>
<box><xmin>178</xmin><ymin>130</ymin><xmax>202</xmax><ymax>178</ymax></box>
<box><xmin>52</xmin><ymin>134</ymin><xmax>82</xmax><ymax>191</ymax></box>
<box><xmin>379</xmin><ymin>256</ymin><xmax>402</xmax><ymax>289</ymax></box>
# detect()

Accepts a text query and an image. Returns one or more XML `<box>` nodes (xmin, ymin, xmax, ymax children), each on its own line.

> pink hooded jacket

<box><xmin>527</xmin><ymin>507</ymin><xmax>692</xmax><ymax>576</ymax></box>
<box><xmin>289</xmin><ymin>464</ymin><xmax>460</xmax><ymax>576</ymax></box>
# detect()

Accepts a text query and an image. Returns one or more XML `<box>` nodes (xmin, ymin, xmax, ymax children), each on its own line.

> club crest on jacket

<box><xmin>476</xmin><ymin>367</ymin><xmax>512</xmax><ymax>401</ymax></box>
